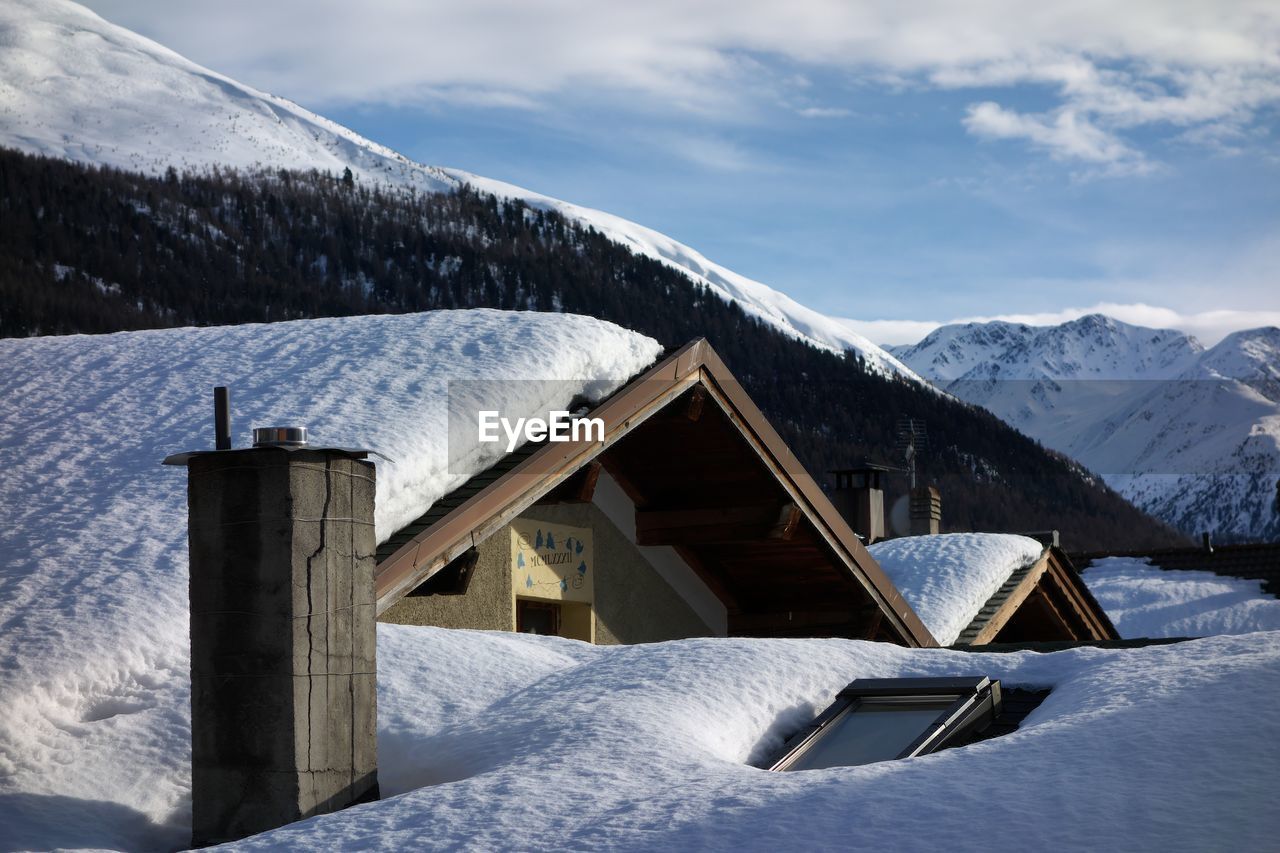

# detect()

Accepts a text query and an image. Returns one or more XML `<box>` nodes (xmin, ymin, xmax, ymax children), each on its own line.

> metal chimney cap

<box><xmin>253</xmin><ymin>426</ymin><xmax>309</xmax><ymax>448</ymax></box>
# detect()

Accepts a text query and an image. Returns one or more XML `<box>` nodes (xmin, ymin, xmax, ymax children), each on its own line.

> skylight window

<box><xmin>767</xmin><ymin>676</ymin><xmax>1005</xmax><ymax>771</ymax></box>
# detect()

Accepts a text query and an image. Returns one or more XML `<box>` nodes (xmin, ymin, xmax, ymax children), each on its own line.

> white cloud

<box><xmin>81</xmin><ymin>0</ymin><xmax>1280</xmax><ymax>169</ymax></box>
<box><xmin>795</xmin><ymin>106</ymin><xmax>852</xmax><ymax>119</ymax></box>
<box><xmin>945</xmin><ymin>48</ymin><xmax>1280</xmax><ymax>168</ymax></box>
<box><xmin>844</xmin><ymin>304</ymin><xmax>1280</xmax><ymax>347</ymax></box>
<box><xmin>963</xmin><ymin>102</ymin><xmax>1147</xmax><ymax>171</ymax></box>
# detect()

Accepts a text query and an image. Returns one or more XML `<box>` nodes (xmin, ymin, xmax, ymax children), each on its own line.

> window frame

<box><xmin>766</xmin><ymin>676</ymin><xmax>1003</xmax><ymax>771</ymax></box>
<box><xmin>516</xmin><ymin>598</ymin><xmax>562</xmax><ymax>636</ymax></box>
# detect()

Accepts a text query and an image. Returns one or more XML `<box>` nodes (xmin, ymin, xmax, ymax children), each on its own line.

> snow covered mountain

<box><xmin>893</xmin><ymin>315</ymin><xmax>1280</xmax><ymax>541</ymax></box>
<box><xmin>0</xmin><ymin>0</ymin><xmax>914</xmax><ymax>379</ymax></box>
<box><xmin>888</xmin><ymin>314</ymin><xmax>1205</xmax><ymax>382</ymax></box>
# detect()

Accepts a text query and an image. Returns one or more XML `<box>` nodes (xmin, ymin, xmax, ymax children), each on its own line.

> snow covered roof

<box><xmin>213</xmin><ymin>629</ymin><xmax>1280</xmax><ymax>851</ymax></box>
<box><xmin>4</xmin><ymin>313</ymin><xmax>1274</xmax><ymax>850</ymax></box>
<box><xmin>1082</xmin><ymin>556</ymin><xmax>1280</xmax><ymax>638</ymax></box>
<box><xmin>1077</xmin><ymin>542</ymin><xmax>1280</xmax><ymax>598</ymax></box>
<box><xmin>372</xmin><ymin>338</ymin><xmax>936</xmax><ymax>647</ymax></box>
<box><xmin>868</xmin><ymin>533</ymin><xmax>1048</xmax><ymax>645</ymax></box>
<box><xmin>0</xmin><ymin>309</ymin><xmax>659</xmax><ymax>832</ymax></box>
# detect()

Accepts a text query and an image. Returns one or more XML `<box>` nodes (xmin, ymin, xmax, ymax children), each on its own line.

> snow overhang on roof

<box><xmin>869</xmin><ymin>533</ymin><xmax>1116</xmax><ymax>646</ymax></box>
<box><xmin>375</xmin><ymin>339</ymin><xmax>938</xmax><ymax>648</ymax></box>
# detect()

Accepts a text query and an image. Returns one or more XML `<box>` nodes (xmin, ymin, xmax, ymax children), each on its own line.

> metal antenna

<box><xmin>894</xmin><ymin>417</ymin><xmax>929</xmax><ymax>489</ymax></box>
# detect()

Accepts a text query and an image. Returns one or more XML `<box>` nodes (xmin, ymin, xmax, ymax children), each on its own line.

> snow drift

<box><xmin>0</xmin><ymin>309</ymin><xmax>659</xmax><ymax>845</ymax></box>
<box><xmin>1083</xmin><ymin>557</ymin><xmax>1280</xmax><ymax>639</ymax></box>
<box><xmin>235</xmin><ymin>631</ymin><xmax>1280</xmax><ymax>850</ymax></box>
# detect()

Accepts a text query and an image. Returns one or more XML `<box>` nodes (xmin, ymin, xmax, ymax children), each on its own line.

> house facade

<box><xmin>373</xmin><ymin>339</ymin><xmax>937</xmax><ymax>647</ymax></box>
<box><xmin>372</xmin><ymin>339</ymin><xmax>1118</xmax><ymax>649</ymax></box>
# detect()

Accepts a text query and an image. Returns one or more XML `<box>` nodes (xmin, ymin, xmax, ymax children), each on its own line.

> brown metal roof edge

<box><xmin>685</xmin><ymin>346</ymin><xmax>937</xmax><ymax>648</ymax></box>
<box><xmin>1049</xmin><ymin>546</ymin><xmax>1120</xmax><ymax>640</ymax></box>
<box><xmin>950</xmin><ymin>636</ymin><xmax>1193</xmax><ymax>653</ymax></box>
<box><xmin>374</xmin><ymin>339</ymin><xmax>707</xmax><ymax>612</ymax></box>
<box><xmin>966</xmin><ymin>547</ymin><xmax>1119</xmax><ymax>645</ymax></box>
<box><xmin>963</xmin><ymin>549</ymin><xmax>1053</xmax><ymax>646</ymax></box>
<box><xmin>372</xmin><ymin>337</ymin><xmax>938</xmax><ymax>648</ymax></box>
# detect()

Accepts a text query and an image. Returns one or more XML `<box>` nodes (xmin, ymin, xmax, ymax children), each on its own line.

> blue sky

<box><xmin>82</xmin><ymin>1</ymin><xmax>1280</xmax><ymax>343</ymax></box>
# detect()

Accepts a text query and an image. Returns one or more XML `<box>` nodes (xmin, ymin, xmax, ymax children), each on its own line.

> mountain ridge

<box><xmin>894</xmin><ymin>315</ymin><xmax>1280</xmax><ymax>541</ymax></box>
<box><xmin>0</xmin><ymin>0</ymin><xmax>1191</xmax><ymax>549</ymax></box>
<box><xmin>0</xmin><ymin>145</ymin><xmax>1186</xmax><ymax>550</ymax></box>
<box><xmin>0</xmin><ymin>0</ymin><xmax>914</xmax><ymax>379</ymax></box>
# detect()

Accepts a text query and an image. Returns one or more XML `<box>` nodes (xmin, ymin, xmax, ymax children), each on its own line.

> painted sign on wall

<box><xmin>510</xmin><ymin>519</ymin><xmax>593</xmax><ymax>603</ymax></box>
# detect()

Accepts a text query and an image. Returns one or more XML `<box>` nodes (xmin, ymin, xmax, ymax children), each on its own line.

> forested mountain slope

<box><xmin>0</xmin><ymin>149</ymin><xmax>1184</xmax><ymax>550</ymax></box>
<box><xmin>0</xmin><ymin>0</ymin><xmax>910</xmax><ymax>377</ymax></box>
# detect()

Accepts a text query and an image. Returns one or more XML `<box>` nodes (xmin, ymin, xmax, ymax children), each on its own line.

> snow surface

<box><xmin>242</xmin><ymin>630</ymin><xmax>1280</xmax><ymax>851</ymax></box>
<box><xmin>8</xmin><ymin>622</ymin><xmax>1280</xmax><ymax>851</ymax></box>
<box><xmin>1</xmin><ymin>316</ymin><xmax>1277</xmax><ymax>851</ymax></box>
<box><xmin>0</xmin><ymin>0</ymin><xmax>919</xmax><ymax>381</ymax></box>
<box><xmin>1083</xmin><ymin>557</ymin><xmax>1280</xmax><ymax>639</ymax></box>
<box><xmin>894</xmin><ymin>315</ymin><xmax>1280</xmax><ymax>541</ymax></box>
<box><xmin>0</xmin><ymin>310</ymin><xmax>658</xmax><ymax>847</ymax></box>
<box><xmin>868</xmin><ymin>534</ymin><xmax>1045</xmax><ymax>645</ymax></box>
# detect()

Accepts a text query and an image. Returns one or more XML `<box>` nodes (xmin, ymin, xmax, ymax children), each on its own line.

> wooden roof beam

<box><xmin>535</xmin><ymin>461</ymin><xmax>601</xmax><ymax>505</ymax></box>
<box><xmin>635</xmin><ymin>502</ymin><xmax>801</xmax><ymax>546</ymax></box>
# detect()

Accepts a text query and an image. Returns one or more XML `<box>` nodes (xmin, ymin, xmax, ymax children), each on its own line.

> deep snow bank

<box><xmin>232</xmin><ymin>627</ymin><xmax>1280</xmax><ymax>853</ymax></box>
<box><xmin>1083</xmin><ymin>557</ymin><xmax>1280</xmax><ymax>638</ymax></box>
<box><xmin>0</xmin><ymin>310</ymin><xmax>658</xmax><ymax>845</ymax></box>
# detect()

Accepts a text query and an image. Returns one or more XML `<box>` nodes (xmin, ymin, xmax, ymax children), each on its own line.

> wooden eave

<box><xmin>959</xmin><ymin>547</ymin><xmax>1119</xmax><ymax>646</ymax></box>
<box><xmin>373</xmin><ymin>338</ymin><xmax>938</xmax><ymax>648</ymax></box>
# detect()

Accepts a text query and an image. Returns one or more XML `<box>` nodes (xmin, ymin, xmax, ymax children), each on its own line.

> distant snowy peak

<box><xmin>886</xmin><ymin>321</ymin><xmax>1036</xmax><ymax>382</ymax></box>
<box><xmin>1040</xmin><ymin>314</ymin><xmax>1205</xmax><ymax>380</ymax></box>
<box><xmin>897</xmin><ymin>314</ymin><xmax>1205</xmax><ymax>383</ymax></box>
<box><xmin>899</xmin><ymin>314</ymin><xmax>1278</xmax><ymax>388</ymax></box>
<box><xmin>1194</xmin><ymin>327</ymin><xmax>1280</xmax><ymax>386</ymax></box>
<box><xmin>0</xmin><ymin>0</ymin><xmax>918</xmax><ymax>381</ymax></box>
<box><xmin>895</xmin><ymin>313</ymin><xmax>1280</xmax><ymax>542</ymax></box>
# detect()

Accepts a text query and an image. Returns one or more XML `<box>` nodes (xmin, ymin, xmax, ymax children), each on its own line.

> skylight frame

<box><xmin>766</xmin><ymin>676</ymin><xmax>1003</xmax><ymax>771</ymax></box>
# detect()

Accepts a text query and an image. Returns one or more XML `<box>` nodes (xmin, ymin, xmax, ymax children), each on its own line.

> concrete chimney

<box><xmin>830</xmin><ymin>464</ymin><xmax>889</xmax><ymax>543</ymax></box>
<box><xmin>909</xmin><ymin>486</ymin><xmax>941</xmax><ymax>536</ymax></box>
<box><xmin>169</xmin><ymin>440</ymin><xmax>379</xmax><ymax>846</ymax></box>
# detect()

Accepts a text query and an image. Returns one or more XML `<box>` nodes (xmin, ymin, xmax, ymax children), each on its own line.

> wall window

<box><xmin>767</xmin><ymin>676</ymin><xmax>1004</xmax><ymax>771</ymax></box>
<box><xmin>517</xmin><ymin>599</ymin><xmax>561</xmax><ymax>635</ymax></box>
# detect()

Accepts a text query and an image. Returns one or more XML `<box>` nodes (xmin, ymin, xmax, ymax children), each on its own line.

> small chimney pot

<box><xmin>830</xmin><ymin>463</ymin><xmax>888</xmax><ymax>544</ymax></box>
<box><xmin>909</xmin><ymin>485</ymin><xmax>942</xmax><ymax>536</ymax></box>
<box><xmin>213</xmin><ymin>386</ymin><xmax>232</xmax><ymax>450</ymax></box>
<box><xmin>253</xmin><ymin>425</ymin><xmax>309</xmax><ymax>447</ymax></box>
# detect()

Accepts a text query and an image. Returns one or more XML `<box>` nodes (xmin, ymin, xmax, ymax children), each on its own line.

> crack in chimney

<box><xmin>304</xmin><ymin>457</ymin><xmax>334</xmax><ymax>776</ymax></box>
